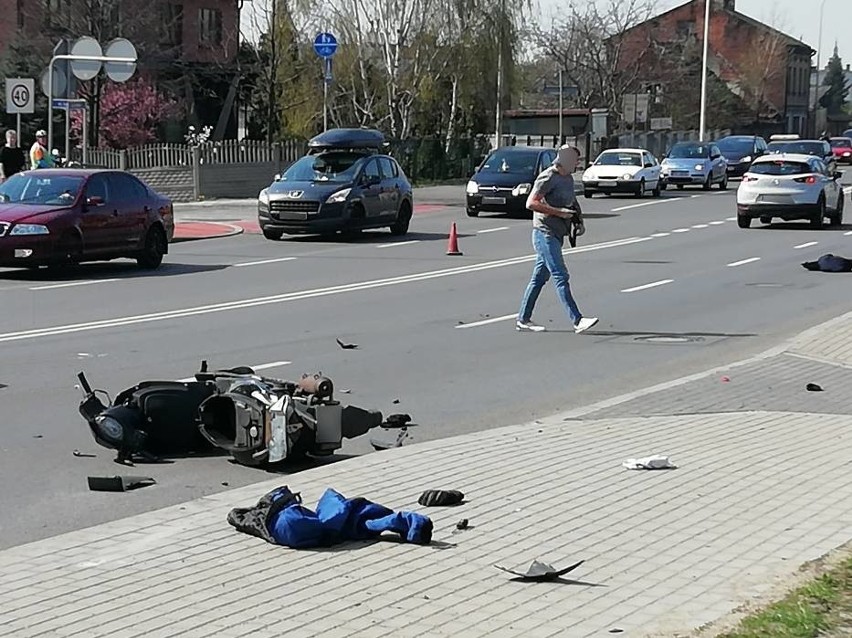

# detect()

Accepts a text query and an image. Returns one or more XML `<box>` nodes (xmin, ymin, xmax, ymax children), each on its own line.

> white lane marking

<box><xmin>612</xmin><ymin>199</ymin><xmax>677</xmax><ymax>212</ymax></box>
<box><xmin>30</xmin><ymin>279</ymin><xmax>119</xmax><ymax>291</ymax></box>
<box><xmin>0</xmin><ymin>236</ymin><xmax>653</xmax><ymax>344</ymax></box>
<box><xmin>727</xmin><ymin>257</ymin><xmax>761</xmax><ymax>267</ymax></box>
<box><xmin>455</xmin><ymin>313</ymin><xmax>517</xmax><ymax>329</ymax></box>
<box><xmin>672</xmin><ymin>228</ymin><xmax>690</xmax><ymax>233</ymax></box>
<box><xmin>794</xmin><ymin>242</ymin><xmax>818</xmax><ymax>249</ymax></box>
<box><xmin>691</xmin><ymin>195</ymin><xmax>702</xmax><ymax>199</ymax></box>
<box><xmin>477</xmin><ymin>226</ymin><xmax>510</xmax><ymax>234</ymax></box>
<box><xmin>726</xmin><ymin>217</ymin><xmax>737</xmax><ymax>221</ymax></box>
<box><xmin>234</xmin><ymin>257</ymin><xmax>297</xmax><ymax>268</ymax></box>
<box><xmin>177</xmin><ymin>361</ymin><xmax>292</xmax><ymax>383</ymax></box>
<box><xmin>621</xmin><ymin>279</ymin><xmax>674</xmax><ymax>293</ymax></box>
<box><xmin>377</xmin><ymin>240</ymin><xmax>421</xmax><ymax>249</ymax></box>
<box><xmin>650</xmin><ymin>232</ymin><xmax>670</xmax><ymax>237</ymax></box>
<box><xmin>845</xmin><ymin>231</ymin><xmax>852</xmax><ymax>236</ymax></box>
<box><xmin>709</xmin><ymin>221</ymin><xmax>726</xmax><ymax>225</ymax></box>
<box><xmin>692</xmin><ymin>224</ymin><xmax>709</xmax><ymax>229</ymax></box>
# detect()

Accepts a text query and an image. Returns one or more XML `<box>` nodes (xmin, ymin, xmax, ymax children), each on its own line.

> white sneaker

<box><xmin>574</xmin><ymin>317</ymin><xmax>599</xmax><ymax>334</ymax></box>
<box><xmin>516</xmin><ymin>320</ymin><xmax>546</xmax><ymax>332</ymax></box>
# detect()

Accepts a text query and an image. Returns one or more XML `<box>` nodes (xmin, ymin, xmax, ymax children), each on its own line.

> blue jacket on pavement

<box><xmin>227</xmin><ymin>485</ymin><xmax>433</xmax><ymax>548</ymax></box>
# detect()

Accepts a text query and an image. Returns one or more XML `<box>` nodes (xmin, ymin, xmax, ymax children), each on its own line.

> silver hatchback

<box><xmin>660</xmin><ymin>141</ymin><xmax>729</xmax><ymax>190</ymax></box>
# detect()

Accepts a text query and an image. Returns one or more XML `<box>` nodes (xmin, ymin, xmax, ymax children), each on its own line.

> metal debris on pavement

<box><xmin>622</xmin><ymin>455</ymin><xmax>677</xmax><ymax>470</ymax></box>
<box><xmin>336</xmin><ymin>338</ymin><xmax>358</xmax><ymax>349</ymax></box>
<box><xmin>494</xmin><ymin>559</ymin><xmax>585</xmax><ymax>581</ymax></box>
<box><xmin>72</xmin><ymin>449</ymin><xmax>96</xmax><ymax>458</ymax></box>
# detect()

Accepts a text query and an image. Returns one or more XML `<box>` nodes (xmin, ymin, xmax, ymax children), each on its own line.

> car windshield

<box><xmin>0</xmin><ymin>173</ymin><xmax>84</xmax><ymax>205</ymax></box>
<box><xmin>479</xmin><ymin>150</ymin><xmax>540</xmax><ymax>174</ymax></box>
<box><xmin>595</xmin><ymin>152</ymin><xmax>642</xmax><ymax>167</ymax></box>
<box><xmin>768</xmin><ymin>141</ymin><xmax>825</xmax><ymax>156</ymax></box>
<box><xmin>749</xmin><ymin>160</ymin><xmax>811</xmax><ymax>175</ymax></box>
<box><xmin>830</xmin><ymin>138</ymin><xmax>852</xmax><ymax>148</ymax></box>
<box><xmin>716</xmin><ymin>139</ymin><xmax>755</xmax><ymax>154</ymax></box>
<box><xmin>277</xmin><ymin>152</ymin><xmax>366</xmax><ymax>183</ymax></box>
<box><xmin>667</xmin><ymin>144</ymin><xmax>709</xmax><ymax>159</ymax></box>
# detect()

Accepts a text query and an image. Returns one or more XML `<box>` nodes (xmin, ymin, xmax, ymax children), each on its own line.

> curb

<box><xmin>171</xmin><ymin>222</ymin><xmax>245</xmax><ymax>243</ymax></box>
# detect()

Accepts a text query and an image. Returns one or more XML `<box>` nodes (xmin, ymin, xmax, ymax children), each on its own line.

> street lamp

<box><xmin>698</xmin><ymin>0</ymin><xmax>711</xmax><ymax>142</ymax></box>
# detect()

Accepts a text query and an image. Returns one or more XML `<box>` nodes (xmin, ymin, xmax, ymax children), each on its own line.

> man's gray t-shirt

<box><xmin>528</xmin><ymin>166</ymin><xmax>576</xmax><ymax>240</ymax></box>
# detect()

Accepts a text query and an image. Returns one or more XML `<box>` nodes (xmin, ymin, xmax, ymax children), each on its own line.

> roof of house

<box><xmin>612</xmin><ymin>0</ymin><xmax>814</xmax><ymax>55</ymax></box>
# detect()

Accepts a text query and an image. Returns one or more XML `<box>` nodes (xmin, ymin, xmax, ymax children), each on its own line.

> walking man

<box><xmin>0</xmin><ymin>129</ymin><xmax>26</xmax><ymax>183</ymax></box>
<box><xmin>29</xmin><ymin>130</ymin><xmax>54</xmax><ymax>170</ymax></box>
<box><xmin>516</xmin><ymin>144</ymin><xmax>598</xmax><ymax>334</ymax></box>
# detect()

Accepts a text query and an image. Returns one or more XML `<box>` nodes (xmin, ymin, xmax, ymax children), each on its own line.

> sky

<box><xmin>538</xmin><ymin>0</ymin><xmax>852</xmax><ymax>68</ymax></box>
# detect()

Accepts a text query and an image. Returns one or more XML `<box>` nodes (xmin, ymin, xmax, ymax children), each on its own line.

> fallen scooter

<box><xmin>77</xmin><ymin>361</ymin><xmax>384</xmax><ymax>467</ymax></box>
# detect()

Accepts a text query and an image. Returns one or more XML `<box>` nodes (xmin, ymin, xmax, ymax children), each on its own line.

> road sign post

<box><xmin>6</xmin><ymin>78</ymin><xmax>35</xmax><ymax>143</ymax></box>
<box><xmin>313</xmin><ymin>32</ymin><xmax>338</xmax><ymax>132</ymax></box>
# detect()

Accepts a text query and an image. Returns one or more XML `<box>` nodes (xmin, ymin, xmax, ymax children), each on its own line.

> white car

<box><xmin>736</xmin><ymin>153</ymin><xmax>844</xmax><ymax>229</ymax></box>
<box><xmin>582</xmin><ymin>148</ymin><xmax>663</xmax><ymax>198</ymax></box>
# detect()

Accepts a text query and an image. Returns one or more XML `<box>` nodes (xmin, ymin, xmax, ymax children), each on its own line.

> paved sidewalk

<box><xmin>2</xmin><ymin>314</ymin><xmax>852</xmax><ymax>638</ymax></box>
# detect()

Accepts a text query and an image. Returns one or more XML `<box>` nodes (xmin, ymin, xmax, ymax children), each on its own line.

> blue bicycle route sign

<box><xmin>313</xmin><ymin>32</ymin><xmax>338</xmax><ymax>58</ymax></box>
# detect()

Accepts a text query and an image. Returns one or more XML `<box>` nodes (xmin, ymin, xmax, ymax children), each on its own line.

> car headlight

<box><xmin>10</xmin><ymin>224</ymin><xmax>49</xmax><ymax>236</ymax></box>
<box><xmin>466</xmin><ymin>181</ymin><xmax>480</xmax><ymax>195</ymax></box>
<box><xmin>844</xmin><ymin>152</ymin><xmax>851</xmax><ymax>157</ymax></box>
<box><xmin>258</xmin><ymin>189</ymin><xmax>269</xmax><ymax>213</ymax></box>
<box><xmin>326</xmin><ymin>187</ymin><xmax>351</xmax><ymax>204</ymax></box>
<box><xmin>695</xmin><ymin>163</ymin><xmax>705</xmax><ymax>171</ymax></box>
<box><xmin>741</xmin><ymin>156</ymin><xmax>752</xmax><ymax>163</ymax></box>
<box><xmin>621</xmin><ymin>173</ymin><xmax>633</xmax><ymax>180</ymax></box>
<box><xmin>511</xmin><ymin>183</ymin><xmax>531</xmax><ymax>196</ymax></box>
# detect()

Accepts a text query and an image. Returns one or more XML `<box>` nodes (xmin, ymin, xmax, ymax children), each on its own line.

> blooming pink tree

<box><xmin>72</xmin><ymin>77</ymin><xmax>183</xmax><ymax>149</ymax></box>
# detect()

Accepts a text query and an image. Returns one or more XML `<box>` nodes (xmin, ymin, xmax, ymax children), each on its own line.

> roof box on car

<box><xmin>307</xmin><ymin>128</ymin><xmax>388</xmax><ymax>154</ymax></box>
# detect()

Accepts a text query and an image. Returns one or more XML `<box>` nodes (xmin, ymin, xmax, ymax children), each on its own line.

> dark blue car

<box><xmin>258</xmin><ymin>128</ymin><xmax>414</xmax><ymax>239</ymax></box>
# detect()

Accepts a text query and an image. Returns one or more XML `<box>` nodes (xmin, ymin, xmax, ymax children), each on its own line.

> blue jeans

<box><xmin>518</xmin><ymin>228</ymin><xmax>583</xmax><ymax>325</ymax></box>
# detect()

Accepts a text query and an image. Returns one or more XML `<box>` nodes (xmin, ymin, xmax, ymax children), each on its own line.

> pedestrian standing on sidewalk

<box><xmin>0</xmin><ymin>130</ymin><xmax>26</xmax><ymax>183</ymax></box>
<box><xmin>516</xmin><ymin>144</ymin><xmax>598</xmax><ymax>334</ymax></box>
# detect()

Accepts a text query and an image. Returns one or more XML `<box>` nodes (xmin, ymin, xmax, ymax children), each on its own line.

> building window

<box><xmin>199</xmin><ymin>8</ymin><xmax>223</xmax><ymax>46</ymax></box>
<box><xmin>161</xmin><ymin>3</ymin><xmax>184</xmax><ymax>49</ymax></box>
<box><xmin>676</xmin><ymin>20</ymin><xmax>696</xmax><ymax>37</ymax></box>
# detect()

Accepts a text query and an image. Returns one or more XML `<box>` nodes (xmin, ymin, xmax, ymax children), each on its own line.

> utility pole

<box><xmin>494</xmin><ymin>0</ymin><xmax>505</xmax><ymax>148</ymax></box>
<box><xmin>698</xmin><ymin>0</ymin><xmax>711</xmax><ymax>142</ymax></box>
<box><xmin>558</xmin><ymin>68</ymin><xmax>563</xmax><ymax>143</ymax></box>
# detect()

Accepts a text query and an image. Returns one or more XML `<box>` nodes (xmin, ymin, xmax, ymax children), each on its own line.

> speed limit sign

<box><xmin>5</xmin><ymin>78</ymin><xmax>35</xmax><ymax>114</ymax></box>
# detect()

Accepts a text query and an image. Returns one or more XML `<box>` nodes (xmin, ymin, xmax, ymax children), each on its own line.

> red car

<box><xmin>0</xmin><ymin>168</ymin><xmax>174</xmax><ymax>270</ymax></box>
<box><xmin>830</xmin><ymin>137</ymin><xmax>852</xmax><ymax>164</ymax></box>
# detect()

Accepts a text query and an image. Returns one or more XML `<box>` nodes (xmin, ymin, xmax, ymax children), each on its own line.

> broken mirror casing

<box><xmin>77</xmin><ymin>363</ymin><xmax>384</xmax><ymax>467</ymax></box>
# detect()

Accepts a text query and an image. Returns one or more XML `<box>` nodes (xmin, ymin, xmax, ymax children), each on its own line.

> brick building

<box><xmin>612</xmin><ymin>0</ymin><xmax>814</xmax><ymax>135</ymax></box>
<box><xmin>0</xmin><ymin>0</ymin><xmax>242</xmax><ymax>140</ymax></box>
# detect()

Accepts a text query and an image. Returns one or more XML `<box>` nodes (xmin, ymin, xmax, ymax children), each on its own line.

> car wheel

<box><xmin>719</xmin><ymin>173</ymin><xmax>728</xmax><ymax>190</ymax></box>
<box><xmin>465</xmin><ymin>207</ymin><xmax>480</xmax><ymax>217</ymax></box>
<box><xmin>634</xmin><ymin>179</ymin><xmax>645</xmax><ymax>198</ymax></box>
<box><xmin>50</xmin><ymin>231</ymin><xmax>83</xmax><ymax>269</ymax></box>
<box><xmin>737</xmin><ymin>215</ymin><xmax>752</xmax><ymax>229</ymax></box>
<box><xmin>262</xmin><ymin>228</ymin><xmax>284</xmax><ymax>240</ymax></box>
<box><xmin>137</xmin><ymin>225</ymin><xmax>167</xmax><ymax>269</ymax></box>
<box><xmin>389</xmin><ymin>201</ymin><xmax>412</xmax><ymax>236</ymax></box>
<box><xmin>829</xmin><ymin>192</ymin><xmax>844</xmax><ymax>226</ymax></box>
<box><xmin>702</xmin><ymin>175</ymin><xmax>712</xmax><ymax>190</ymax></box>
<box><xmin>652</xmin><ymin>182</ymin><xmax>661</xmax><ymax>197</ymax></box>
<box><xmin>811</xmin><ymin>196</ymin><xmax>826</xmax><ymax>229</ymax></box>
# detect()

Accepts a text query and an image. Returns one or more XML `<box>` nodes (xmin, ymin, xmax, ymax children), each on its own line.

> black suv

<box><xmin>465</xmin><ymin>146</ymin><xmax>560</xmax><ymax>217</ymax></box>
<box><xmin>716</xmin><ymin>135</ymin><xmax>767</xmax><ymax>177</ymax></box>
<box><xmin>258</xmin><ymin>128</ymin><xmax>414</xmax><ymax>239</ymax></box>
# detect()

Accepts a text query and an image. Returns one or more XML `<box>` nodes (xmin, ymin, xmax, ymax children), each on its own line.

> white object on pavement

<box><xmin>622</xmin><ymin>455</ymin><xmax>677</xmax><ymax>470</ymax></box>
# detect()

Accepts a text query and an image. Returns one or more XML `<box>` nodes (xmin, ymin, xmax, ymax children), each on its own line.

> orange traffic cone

<box><xmin>446</xmin><ymin>222</ymin><xmax>463</xmax><ymax>256</ymax></box>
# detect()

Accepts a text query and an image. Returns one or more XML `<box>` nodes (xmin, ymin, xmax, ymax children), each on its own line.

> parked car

<box><xmin>465</xmin><ymin>146</ymin><xmax>558</xmax><ymax>217</ymax></box>
<box><xmin>830</xmin><ymin>137</ymin><xmax>852</xmax><ymax>164</ymax></box>
<box><xmin>660</xmin><ymin>141</ymin><xmax>728</xmax><ymax>190</ymax></box>
<box><xmin>257</xmin><ymin>128</ymin><xmax>413</xmax><ymax>239</ymax></box>
<box><xmin>716</xmin><ymin>135</ymin><xmax>768</xmax><ymax>178</ymax></box>
<box><xmin>765</xmin><ymin>138</ymin><xmax>837</xmax><ymax>174</ymax></box>
<box><xmin>581</xmin><ymin>148</ymin><xmax>662</xmax><ymax>198</ymax></box>
<box><xmin>736</xmin><ymin>153</ymin><xmax>844</xmax><ymax>229</ymax></box>
<box><xmin>0</xmin><ymin>168</ymin><xmax>174</xmax><ymax>270</ymax></box>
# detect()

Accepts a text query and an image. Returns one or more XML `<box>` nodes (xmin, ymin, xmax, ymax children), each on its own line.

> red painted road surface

<box><xmin>172</xmin><ymin>222</ymin><xmax>244</xmax><ymax>242</ymax></box>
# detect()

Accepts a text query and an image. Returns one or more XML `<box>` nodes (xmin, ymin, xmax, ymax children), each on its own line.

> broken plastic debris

<box><xmin>622</xmin><ymin>455</ymin><xmax>677</xmax><ymax>470</ymax></box>
<box><xmin>806</xmin><ymin>383</ymin><xmax>823</xmax><ymax>392</ymax></box>
<box><xmin>494</xmin><ymin>559</ymin><xmax>585</xmax><ymax>581</ymax></box>
<box><xmin>87</xmin><ymin>475</ymin><xmax>156</xmax><ymax>492</ymax></box>
<box><xmin>418</xmin><ymin>489</ymin><xmax>464</xmax><ymax>507</ymax></box>
<box><xmin>336</xmin><ymin>338</ymin><xmax>358</xmax><ymax>349</ymax></box>
<box><xmin>72</xmin><ymin>449</ymin><xmax>96</xmax><ymax>458</ymax></box>
<box><xmin>720</xmin><ymin>376</ymin><xmax>731</xmax><ymax>383</ymax></box>
<box><xmin>456</xmin><ymin>519</ymin><xmax>469</xmax><ymax>530</ymax></box>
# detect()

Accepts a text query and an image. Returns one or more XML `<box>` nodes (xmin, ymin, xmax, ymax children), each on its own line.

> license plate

<box><xmin>599</xmin><ymin>181</ymin><xmax>617</xmax><ymax>187</ymax></box>
<box><xmin>757</xmin><ymin>195</ymin><xmax>793</xmax><ymax>204</ymax></box>
<box><xmin>273</xmin><ymin>212</ymin><xmax>308</xmax><ymax>221</ymax></box>
<box><xmin>482</xmin><ymin>196</ymin><xmax>506</xmax><ymax>205</ymax></box>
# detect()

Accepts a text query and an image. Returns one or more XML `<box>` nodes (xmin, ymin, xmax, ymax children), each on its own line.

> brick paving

<box><xmin>2</xmin><ymin>314</ymin><xmax>852</xmax><ymax>638</ymax></box>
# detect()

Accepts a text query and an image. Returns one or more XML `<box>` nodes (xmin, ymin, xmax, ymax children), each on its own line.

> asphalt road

<box><xmin>3</xmin><ymin>181</ymin><xmax>852</xmax><ymax>549</ymax></box>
